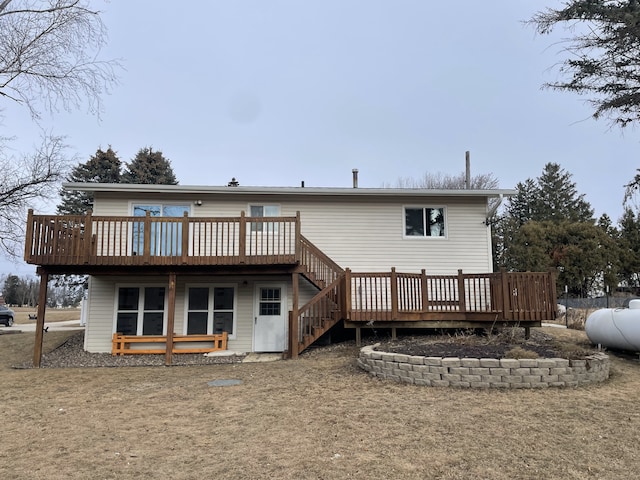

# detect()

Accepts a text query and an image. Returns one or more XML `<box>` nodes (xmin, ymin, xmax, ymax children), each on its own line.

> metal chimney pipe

<box><xmin>352</xmin><ymin>169</ymin><xmax>359</xmax><ymax>188</ymax></box>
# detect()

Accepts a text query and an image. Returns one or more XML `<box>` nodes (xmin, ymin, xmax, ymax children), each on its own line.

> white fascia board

<box><xmin>63</xmin><ymin>183</ymin><xmax>516</xmax><ymax>199</ymax></box>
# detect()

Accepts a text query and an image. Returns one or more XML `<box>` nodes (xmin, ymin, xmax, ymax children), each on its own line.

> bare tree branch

<box><xmin>0</xmin><ymin>0</ymin><xmax>121</xmax><ymax>119</ymax></box>
<box><xmin>0</xmin><ymin>133</ymin><xmax>72</xmax><ymax>258</ymax></box>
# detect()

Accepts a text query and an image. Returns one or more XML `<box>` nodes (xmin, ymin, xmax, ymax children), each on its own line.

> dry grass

<box><xmin>10</xmin><ymin>306</ymin><xmax>81</xmax><ymax>325</ymax></box>
<box><xmin>1</xmin><ymin>326</ymin><xmax>640</xmax><ymax>479</ymax></box>
<box><xmin>545</xmin><ymin>307</ymin><xmax>600</xmax><ymax>330</ymax></box>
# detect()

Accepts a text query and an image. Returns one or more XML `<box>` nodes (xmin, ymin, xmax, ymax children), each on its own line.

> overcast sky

<box><xmin>3</xmin><ymin>0</ymin><xmax>640</xmax><ymax>276</ymax></box>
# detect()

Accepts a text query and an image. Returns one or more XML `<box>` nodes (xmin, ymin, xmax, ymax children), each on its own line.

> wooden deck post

<box><xmin>181</xmin><ymin>212</ymin><xmax>189</xmax><ymax>264</ymax></box>
<box><xmin>390</xmin><ymin>267</ymin><xmax>398</xmax><ymax>320</ymax></box>
<box><xmin>420</xmin><ymin>269</ymin><xmax>429</xmax><ymax>313</ymax></box>
<box><xmin>294</xmin><ymin>211</ymin><xmax>301</xmax><ymax>263</ymax></box>
<box><xmin>289</xmin><ymin>272</ymin><xmax>299</xmax><ymax>359</ymax></box>
<box><xmin>549</xmin><ymin>269</ymin><xmax>558</xmax><ymax>319</ymax></box>
<box><xmin>32</xmin><ymin>269</ymin><xmax>49</xmax><ymax>368</ymax></box>
<box><xmin>165</xmin><ymin>273</ymin><xmax>177</xmax><ymax>366</ymax></box>
<box><xmin>500</xmin><ymin>269</ymin><xmax>511</xmax><ymax>321</ymax></box>
<box><xmin>24</xmin><ymin>209</ymin><xmax>34</xmax><ymax>263</ymax></box>
<box><xmin>457</xmin><ymin>269</ymin><xmax>466</xmax><ymax>313</ymax></box>
<box><xmin>344</xmin><ymin>268</ymin><xmax>352</xmax><ymax>320</ymax></box>
<box><xmin>239</xmin><ymin>211</ymin><xmax>246</xmax><ymax>263</ymax></box>
<box><xmin>83</xmin><ymin>210</ymin><xmax>93</xmax><ymax>263</ymax></box>
<box><xmin>143</xmin><ymin>211</ymin><xmax>151</xmax><ymax>264</ymax></box>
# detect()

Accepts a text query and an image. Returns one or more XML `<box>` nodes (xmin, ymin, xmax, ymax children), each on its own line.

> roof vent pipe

<box><xmin>465</xmin><ymin>151</ymin><xmax>471</xmax><ymax>189</ymax></box>
<box><xmin>352</xmin><ymin>168</ymin><xmax>359</xmax><ymax>188</ymax></box>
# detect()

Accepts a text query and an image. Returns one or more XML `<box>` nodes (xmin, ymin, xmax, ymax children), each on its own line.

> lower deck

<box><xmin>28</xmin><ymin>267</ymin><xmax>557</xmax><ymax>366</ymax></box>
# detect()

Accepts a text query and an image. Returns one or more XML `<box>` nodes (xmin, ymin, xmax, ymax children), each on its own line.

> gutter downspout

<box><xmin>485</xmin><ymin>193</ymin><xmax>504</xmax><ymax>225</ymax></box>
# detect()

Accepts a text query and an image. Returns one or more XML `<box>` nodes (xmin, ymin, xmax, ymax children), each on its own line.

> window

<box><xmin>404</xmin><ymin>207</ymin><xmax>446</xmax><ymax>237</ymax></box>
<box><xmin>132</xmin><ymin>204</ymin><xmax>190</xmax><ymax>255</ymax></box>
<box><xmin>259</xmin><ymin>287</ymin><xmax>282</xmax><ymax>316</ymax></box>
<box><xmin>249</xmin><ymin>205</ymin><xmax>279</xmax><ymax>232</ymax></box>
<box><xmin>115</xmin><ymin>286</ymin><xmax>166</xmax><ymax>335</ymax></box>
<box><xmin>186</xmin><ymin>286</ymin><xmax>236</xmax><ymax>336</ymax></box>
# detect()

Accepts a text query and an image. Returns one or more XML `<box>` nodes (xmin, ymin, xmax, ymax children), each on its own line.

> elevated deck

<box><xmin>24</xmin><ymin>210</ymin><xmax>302</xmax><ymax>274</ymax></box>
<box><xmin>25</xmin><ymin>210</ymin><xmax>558</xmax><ymax>363</ymax></box>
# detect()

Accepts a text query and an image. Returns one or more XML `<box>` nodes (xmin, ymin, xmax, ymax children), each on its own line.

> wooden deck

<box><xmin>24</xmin><ymin>210</ymin><xmax>302</xmax><ymax>269</ymax></box>
<box><xmin>291</xmin><ymin>268</ymin><xmax>557</xmax><ymax>355</ymax></box>
<box><xmin>25</xmin><ymin>210</ymin><xmax>558</xmax><ymax>362</ymax></box>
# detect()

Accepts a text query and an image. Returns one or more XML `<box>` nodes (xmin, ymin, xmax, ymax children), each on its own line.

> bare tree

<box><xmin>0</xmin><ymin>134</ymin><xmax>73</xmax><ymax>257</ymax></box>
<box><xmin>0</xmin><ymin>0</ymin><xmax>119</xmax><ymax>260</ymax></box>
<box><xmin>390</xmin><ymin>171</ymin><xmax>499</xmax><ymax>190</ymax></box>
<box><xmin>0</xmin><ymin>0</ymin><xmax>119</xmax><ymax>118</ymax></box>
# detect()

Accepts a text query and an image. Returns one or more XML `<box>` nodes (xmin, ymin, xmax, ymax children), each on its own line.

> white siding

<box><xmin>83</xmin><ymin>273</ymin><xmax>303</xmax><ymax>354</ymax></box>
<box><xmin>93</xmin><ymin>192</ymin><xmax>493</xmax><ymax>274</ymax></box>
<box><xmin>83</xmin><ymin>190</ymin><xmax>494</xmax><ymax>353</ymax></box>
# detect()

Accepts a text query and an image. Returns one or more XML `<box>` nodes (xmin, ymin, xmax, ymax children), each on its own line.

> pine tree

<box><xmin>534</xmin><ymin>163</ymin><xmax>594</xmax><ymax>222</ymax></box>
<box><xmin>530</xmin><ymin>1</ymin><xmax>640</xmax><ymax>127</ymax></box>
<box><xmin>122</xmin><ymin>147</ymin><xmax>178</xmax><ymax>185</ymax></box>
<box><xmin>495</xmin><ymin>163</ymin><xmax>612</xmax><ymax>295</ymax></box>
<box><xmin>57</xmin><ymin>147</ymin><xmax>122</xmax><ymax>215</ymax></box>
<box><xmin>504</xmin><ymin>179</ymin><xmax>537</xmax><ymax>226</ymax></box>
<box><xmin>618</xmin><ymin>208</ymin><xmax>640</xmax><ymax>289</ymax></box>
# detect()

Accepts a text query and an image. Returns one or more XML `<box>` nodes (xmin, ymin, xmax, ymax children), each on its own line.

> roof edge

<box><xmin>63</xmin><ymin>183</ymin><xmax>516</xmax><ymax>197</ymax></box>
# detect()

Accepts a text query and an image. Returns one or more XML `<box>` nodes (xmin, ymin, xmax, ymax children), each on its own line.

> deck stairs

<box><xmin>295</xmin><ymin>236</ymin><xmax>346</xmax><ymax>354</ymax></box>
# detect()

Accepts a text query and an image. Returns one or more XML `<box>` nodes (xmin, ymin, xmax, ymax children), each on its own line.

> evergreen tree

<box><xmin>533</xmin><ymin>163</ymin><xmax>594</xmax><ymax>222</ymax></box>
<box><xmin>530</xmin><ymin>1</ymin><xmax>640</xmax><ymax>127</ymax></box>
<box><xmin>618</xmin><ymin>208</ymin><xmax>640</xmax><ymax>289</ymax></box>
<box><xmin>500</xmin><ymin>163</ymin><xmax>594</xmax><ymax>226</ymax></box>
<box><xmin>2</xmin><ymin>275</ymin><xmax>20</xmax><ymax>305</ymax></box>
<box><xmin>504</xmin><ymin>178</ymin><xmax>538</xmax><ymax>226</ymax></box>
<box><xmin>57</xmin><ymin>147</ymin><xmax>122</xmax><ymax>215</ymax></box>
<box><xmin>502</xmin><ymin>221</ymin><xmax>616</xmax><ymax>296</ymax></box>
<box><xmin>496</xmin><ymin>163</ymin><xmax>613</xmax><ymax>295</ymax></box>
<box><xmin>122</xmin><ymin>147</ymin><xmax>178</xmax><ymax>185</ymax></box>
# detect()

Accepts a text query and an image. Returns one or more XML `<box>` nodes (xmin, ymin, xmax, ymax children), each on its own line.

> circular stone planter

<box><xmin>358</xmin><ymin>343</ymin><xmax>610</xmax><ymax>389</ymax></box>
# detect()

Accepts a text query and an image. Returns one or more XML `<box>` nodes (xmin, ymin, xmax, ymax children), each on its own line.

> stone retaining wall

<box><xmin>357</xmin><ymin>344</ymin><xmax>609</xmax><ymax>388</ymax></box>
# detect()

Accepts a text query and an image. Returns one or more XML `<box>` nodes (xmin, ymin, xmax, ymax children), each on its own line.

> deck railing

<box><xmin>345</xmin><ymin>268</ymin><xmax>557</xmax><ymax>322</ymax></box>
<box><xmin>298</xmin><ymin>235</ymin><xmax>344</xmax><ymax>287</ymax></box>
<box><xmin>24</xmin><ymin>210</ymin><xmax>300</xmax><ymax>267</ymax></box>
<box><xmin>291</xmin><ymin>268</ymin><xmax>557</xmax><ymax>355</ymax></box>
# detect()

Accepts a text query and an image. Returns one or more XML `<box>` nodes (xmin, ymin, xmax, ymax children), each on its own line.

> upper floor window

<box><xmin>249</xmin><ymin>205</ymin><xmax>280</xmax><ymax>232</ymax></box>
<box><xmin>132</xmin><ymin>204</ymin><xmax>190</xmax><ymax>255</ymax></box>
<box><xmin>404</xmin><ymin>207</ymin><xmax>446</xmax><ymax>238</ymax></box>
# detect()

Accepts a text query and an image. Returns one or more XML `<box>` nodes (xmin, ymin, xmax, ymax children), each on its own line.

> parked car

<box><xmin>0</xmin><ymin>305</ymin><xmax>15</xmax><ymax>327</ymax></box>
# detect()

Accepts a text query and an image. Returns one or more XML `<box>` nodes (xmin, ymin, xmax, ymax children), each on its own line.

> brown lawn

<box><xmin>1</xmin><ymin>324</ymin><xmax>639</xmax><ymax>479</ymax></box>
<box><xmin>10</xmin><ymin>306</ymin><xmax>81</xmax><ymax>325</ymax></box>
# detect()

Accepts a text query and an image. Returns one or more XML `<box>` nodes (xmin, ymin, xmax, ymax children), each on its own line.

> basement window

<box><xmin>185</xmin><ymin>285</ymin><xmax>236</xmax><ymax>337</ymax></box>
<box><xmin>115</xmin><ymin>286</ymin><xmax>166</xmax><ymax>335</ymax></box>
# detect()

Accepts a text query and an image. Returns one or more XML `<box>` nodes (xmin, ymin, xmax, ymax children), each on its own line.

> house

<box><xmin>24</xmin><ymin>182</ymin><xmax>557</xmax><ymax>366</ymax></box>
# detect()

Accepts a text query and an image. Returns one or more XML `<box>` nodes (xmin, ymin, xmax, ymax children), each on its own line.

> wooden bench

<box><xmin>112</xmin><ymin>332</ymin><xmax>228</xmax><ymax>356</ymax></box>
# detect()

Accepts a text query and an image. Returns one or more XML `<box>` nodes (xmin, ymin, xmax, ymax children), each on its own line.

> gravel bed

<box><xmin>16</xmin><ymin>332</ymin><xmax>248</xmax><ymax>369</ymax></box>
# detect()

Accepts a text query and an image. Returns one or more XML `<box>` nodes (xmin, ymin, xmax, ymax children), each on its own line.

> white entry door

<box><xmin>253</xmin><ymin>284</ymin><xmax>287</xmax><ymax>352</ymax></box>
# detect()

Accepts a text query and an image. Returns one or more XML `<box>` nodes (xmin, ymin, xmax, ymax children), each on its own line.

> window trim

<box><xmin>402</xmin><ymin>205</ymin><xmax>448</xmax><ymax>239</ymax></box>
<box><xmin>113</xmin><ymin>283</ymin><xmax>168</xmax><ymax>336</ymax></box>
<box><xmin>183</xmin><ymin>283</ymin><xmax>238</xmax><ymax>339</ymax></box>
